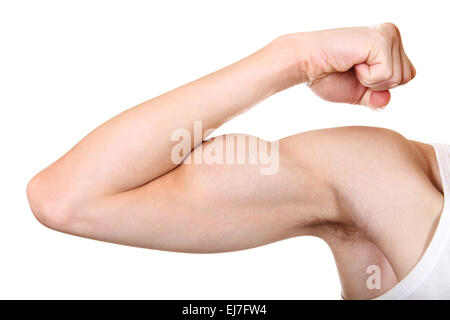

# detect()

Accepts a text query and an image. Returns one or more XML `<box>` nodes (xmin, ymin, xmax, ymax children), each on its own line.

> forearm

<box><xmin>30</xmin><ymin>35</ymin><xmax>306</xmax><ymax>203</ymax></box>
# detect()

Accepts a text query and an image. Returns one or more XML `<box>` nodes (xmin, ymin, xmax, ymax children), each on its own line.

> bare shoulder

<box><xmin>280</xmin><ymin>126</ymin><xmax>444</xmax><ymax>278</ymax></box>
<box><xmin>280</xmin><ymin>126</ymin><xmax>429</xmax><ymax>174</ymax></box>
<box><xmin>280</xmin><ymin>126</ymin><xmax>440</xmax><ymax>214</ymax></box>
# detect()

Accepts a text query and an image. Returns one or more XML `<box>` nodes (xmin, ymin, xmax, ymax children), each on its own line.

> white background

<box><xmin>1</xmin><ymin>0</ymin><xmax>449</xmax><ymax>299</ymax></box>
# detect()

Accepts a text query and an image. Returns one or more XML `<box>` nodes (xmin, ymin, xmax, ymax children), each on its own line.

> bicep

<box><xmin>66</xmin><ymin>134</ymin><xmax>324</xmax><ymax>253</ymax></box>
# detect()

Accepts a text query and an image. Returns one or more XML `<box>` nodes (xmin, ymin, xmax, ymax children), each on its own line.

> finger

<box><xmin>400</xmin><ymin>52</ymin><xmax>412</xmax><ymax>85</ymax></box>
<box><xmin>368</xmin><ymin>38</ymin><xmax>403</xmax><ymax>91</ymax></box>
<box><xmin>354</xmin><ymin>39</ymin><xmax>393</xmax><ymax>86</ymax></box>
<box><xmin>411</xmin><ymin>61</ymin><xmax>417</xmax><ymax>79</ymax></box>
<box><xmin>358</xmin><ymin>88</ymin><xmax>391</xmax><ymax>109</ymax></box>
<box><xmin>308</xmin><ymin>70</ymin><xmax>366</xmax><ymax>104</ymax></box>
<box><xmin>406</xmin><ymin>54</ymin><xmax>416</xmax><ymax>81</ymax></box>
<box><xmin>399</xmin><ymin>40</ymin><xmax>413</xmax><ymax>84</ymax></box>
<box><xmin>390</xmin><ymin>38</ymin><xmax>403</xmax><ymax>87</ymax></box>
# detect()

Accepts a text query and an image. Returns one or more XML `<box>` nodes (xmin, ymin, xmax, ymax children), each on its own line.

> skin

<box><xmin>26</xmin><ymin>23</ymin><xmax>444</xmax><ymax>299</ymax></box>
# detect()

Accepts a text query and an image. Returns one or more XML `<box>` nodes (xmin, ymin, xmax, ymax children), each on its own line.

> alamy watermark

<box><xmin>366</xmin><ymin>265</ymin><xmax>381</xmax><ymax>290</ymax></box>
<box><xmin>170</xmin><ymin>121</ymin><xmax>279</xmax><ymax>175</ymax></box>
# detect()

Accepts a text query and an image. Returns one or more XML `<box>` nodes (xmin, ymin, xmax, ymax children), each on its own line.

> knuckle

<box><xmin>382</xmin><ymin>22</ymin><xmax>400</xmax><ymax>38</ymax></box>
<box><xmin>372</xmin><ymin>29</ymin><xmax>392</xmax><ymax>49</ymax></box>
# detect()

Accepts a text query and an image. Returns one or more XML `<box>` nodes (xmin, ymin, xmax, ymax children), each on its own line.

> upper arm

<box><xmin>28</xmin><ymin>126</ymin><xmax>442</xmax><ymax>274</ymax></box>
<box><xmin>30</xmin><ymin>134</ymin><xmax>332</xmax><ymax>253</ymax></box>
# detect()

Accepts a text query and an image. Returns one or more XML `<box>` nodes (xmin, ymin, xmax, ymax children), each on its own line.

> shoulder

<box><xmin>280</xmin><ymin>126</ymin><xmax>426</xmax><ymax>167</ymax></box>
<box><xmin>280</xmin><ymin>126</ymin><xmax>433</xmax><ymax>198</ymax></box>
<box><xmin>279</xmin><ymin>126</ymin><xmax>435</xmax><ymax>219</ymax></box>
<box><xmin>280</xmin><ymin>126</ymin><xmax>444</xmax><ymax>277</ymax></box>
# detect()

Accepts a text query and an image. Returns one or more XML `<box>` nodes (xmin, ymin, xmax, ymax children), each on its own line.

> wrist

<box><xmin>269</xmin><ymin>33</ymin><xmax>313</xmax><ymax>87</ymax></box>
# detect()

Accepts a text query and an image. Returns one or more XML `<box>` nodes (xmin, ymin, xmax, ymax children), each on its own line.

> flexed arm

<box><xmin>26</xmin><ymin>23</ymin><xmax>416</xmax><ymax>252</ymax></box>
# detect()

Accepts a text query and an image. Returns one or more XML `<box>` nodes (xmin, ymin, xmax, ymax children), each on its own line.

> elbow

<box><xmin>26</xmin><ymin>173</ymin><xmax>74</xmax><ymax>232</ymax></box>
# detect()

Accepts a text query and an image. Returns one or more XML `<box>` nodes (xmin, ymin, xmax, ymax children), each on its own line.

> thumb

<box><xmin>358</xmin><ymin>88</ymin><xmax>391</xmax><ymax>109</ymax></box>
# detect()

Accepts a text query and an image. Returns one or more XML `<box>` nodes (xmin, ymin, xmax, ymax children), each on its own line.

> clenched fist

<box><xmin>287</xmin><ymin>23</ymin><xmax>416</xmax><ymax>108</ymax></box>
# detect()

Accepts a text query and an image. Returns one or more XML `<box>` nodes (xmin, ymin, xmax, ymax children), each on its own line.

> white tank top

<box><xmin>374</xmin><ymin>143</ymin><xmax>450</xmax><ymax>299</ymax></box>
